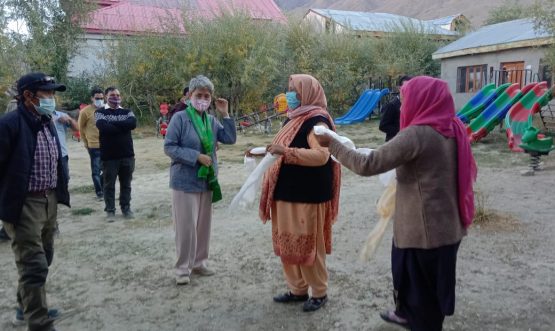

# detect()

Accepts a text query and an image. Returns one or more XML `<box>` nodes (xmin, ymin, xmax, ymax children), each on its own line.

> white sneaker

<box><xmin>176</xmin><ymin>275</ymin><xmax>190</xmax><ymax>285</ymax></box>
<box><xmin>192</xmin><ymin>266</ymin><xmax>215</xmax><ymax>276</ymax></box>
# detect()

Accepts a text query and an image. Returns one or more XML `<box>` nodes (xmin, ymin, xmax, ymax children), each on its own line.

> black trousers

<box><xmin>392</xmin><ymin>240</ymin><xmax>461</xmax><ymax>331</ymax></box>
<box><xmin>102</xmin><ymin>157</ymin><xmax>135</xmax><ymax>213</ymax></box>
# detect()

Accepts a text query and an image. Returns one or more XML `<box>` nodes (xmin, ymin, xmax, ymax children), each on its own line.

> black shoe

<box><xmin>0</xmin><ymin>227</ymin><xmax>10</xmax><ymax>241</ymax></box>
<box><xmin>123</xmin><ymin>210</ymin><xmax>135</xmax><ymax>219</ymax></box>
<box><xmin>302</xmin><ymin>295</ymin><xmax>328</xmax><ymax>312</ymax></box>
<box><xmin>379</xmin><ymin>310</ymin><xmax>410</xmax><ymax>330</ymax></box>
<box><xmin>273</xmin><ymin>291</ymin><xmax>309</xmax><ymax>303</ymax></box>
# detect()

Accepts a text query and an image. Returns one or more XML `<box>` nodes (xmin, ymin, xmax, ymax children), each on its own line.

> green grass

<box><xmin>69</xmin><ymin>185</ymin><xmax>96</xmax><ymax>194</ymax></box>
<box><xmin>71</xmin><ymin>208</ymin><xmax>95</xmax><ymax>216</ymax></box>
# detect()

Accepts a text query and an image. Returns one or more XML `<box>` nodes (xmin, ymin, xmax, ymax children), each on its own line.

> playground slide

<box><xmin>457</xmin><ymin>83</ymin><xmax>510</xmax><ymax>123</ymax></box>
<box><xmin>505</xmin><ymin>82</ymin><xmax>552</xmax><ymax>152</ymax></box>
<box><xmin>467</xmin><ymin>83</ymin><xmax>529</xmax><ymax>142</ymax></box>
<box><xmin>335</xmin><ymin>88</ymin><xmax>389</xmax><ymax>125</ymax></box>
<box><xmin>335</xmin><ymin>89</ymin><xmax>373</xmax><ymax>122</ymax></box>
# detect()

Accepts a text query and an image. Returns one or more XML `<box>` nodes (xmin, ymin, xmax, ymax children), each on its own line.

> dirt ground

<box><xmin>0</xmin><ymin>119</ymin><xmax>554</xmax><ymax>331</ymax></box>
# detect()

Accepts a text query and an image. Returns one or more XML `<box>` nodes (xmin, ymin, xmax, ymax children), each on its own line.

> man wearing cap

<box><xmin>0</xmin><ymin>72</ymin><xmax>70</xmax><ymax>331</ymax></box>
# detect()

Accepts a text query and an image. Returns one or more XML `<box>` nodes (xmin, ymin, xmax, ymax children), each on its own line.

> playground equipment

<box><xmin>467</xmin><ymin>83</ymin><xmax>534</xmax><ymax>142</ymax></box>
<box><xmin>273</xmin><ymin>93</ymin><xmax>288</xmax><ymax>113</ymax></box>
<box><xmin>505</xmin><ymin>82</ymin><xmax>551</xmax><ymax>152</ymax></box>
<box><xmin>335</xmin><ymin>88</ymin><xmax>389</xmax><ymax>125</ymax></box>
<box><xmin>236</xmin><ymin>104</ymin><xmax>282</xmax><ymax>134</ymax></box>
<box><xmin>457</xmin><ymin>83</ymin><xmax>510</xmax><ymax>123</ymax></box>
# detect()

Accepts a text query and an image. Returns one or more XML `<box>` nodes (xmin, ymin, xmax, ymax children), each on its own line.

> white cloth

<box><xmin>230</xmin><ymin>154</ymin><xmax>278</xmax><ymax>210</ymax></box>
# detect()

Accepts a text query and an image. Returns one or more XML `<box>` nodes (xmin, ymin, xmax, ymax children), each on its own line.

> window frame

<box><xmin>456</xmin><ymin>64</ymin><xmax>488</xmax><ymax>93</ymax></box>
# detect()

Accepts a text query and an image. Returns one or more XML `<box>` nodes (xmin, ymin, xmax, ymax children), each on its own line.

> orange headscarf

<box><xmin>259</xmin><ymin>75</ymin><xmax>341</xmax><ymax>254</ymax></box>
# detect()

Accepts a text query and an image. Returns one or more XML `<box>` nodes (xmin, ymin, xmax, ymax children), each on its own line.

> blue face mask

<box><xmin>94</xmin><ymin>99</ymin><xmax>104</xmax><ymax>108</ymax></box>
<box><xmin>34</xmin><ymin>97</ymin><xmax>56</xmax><ymax>117</ymax></box>
<box><xmin>285</xmin><ymin>91</ymin><xmax>300</xmax><ymax>110</ymax></box>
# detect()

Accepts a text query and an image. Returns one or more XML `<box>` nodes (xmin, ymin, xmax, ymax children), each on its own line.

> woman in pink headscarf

<box><xmin>316</xmin><ymin>76</ymin><xmax>477</xmax><ymax>330</ymax></box>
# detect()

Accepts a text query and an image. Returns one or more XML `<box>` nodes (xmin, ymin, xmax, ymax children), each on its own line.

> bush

<box><xmin>62</xmin><ymin>76</ymin><xmax>93</xmax><ymax>110</ymax></box>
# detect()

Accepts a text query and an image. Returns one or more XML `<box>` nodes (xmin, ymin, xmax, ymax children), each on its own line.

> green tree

<box><xmin>533</xmin><ymin>0</ymin><xmax>555</xmax><ymax>68</ymax></box>
<box><xmin>0</xmin><ymin>0</ymin><xmax>93</xmax><ymax>108</ymax></box>
<box><xmin>485</xmin><ymin>0</ymin><xmax>536</xmax><ymax>25</ymax></box>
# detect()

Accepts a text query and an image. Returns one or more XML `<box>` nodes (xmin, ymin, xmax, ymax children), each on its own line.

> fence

<box><xmin>487</xmin><ymin>69</ymin><xmax>541</xmax><ymax>87</ymax></box>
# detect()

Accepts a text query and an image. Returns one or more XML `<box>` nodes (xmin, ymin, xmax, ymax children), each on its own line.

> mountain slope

<box><xmin>274</xmin><ymin>0</ymin><xmax>537</xmax><ymax>26</ymax></box>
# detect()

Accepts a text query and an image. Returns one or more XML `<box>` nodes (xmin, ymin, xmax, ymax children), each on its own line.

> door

<box><xmin>500</xmin><ymin>61</ymin><xmax>525</xmax><ymax>85</ymax></box>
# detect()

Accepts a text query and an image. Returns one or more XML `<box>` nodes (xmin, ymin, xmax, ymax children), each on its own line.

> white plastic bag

<box><xmin>314</xmin><ymin>125</ymin><xmax>355</xmax><ymax>150</ymax></box>
<box><xmin>244</xmin><ymin>156</ymin><xmax>257</xmax><ymax>174</ymax></box>
<box><xmin>230</xmin><ymin>154</ymin><xmax>278</xmax><ymax>210</ymax></box>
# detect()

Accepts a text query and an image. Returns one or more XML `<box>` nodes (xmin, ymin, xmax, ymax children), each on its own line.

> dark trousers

<box><xmin>87</xmin><ymin>148</ymin><xmax>103</xmax><ymax>197</ymax></box>
<box><xmin>102</xmin><ymin>157</ymin><xmax>135</xmax><ymax>213</ymax></box>
<box><xmin>61</xmin><ymin>155</ymin><xmax>69</xmax><ymax>182</ymax></box>
<box><xmin>392</xmin><ymin>241</ymin><xmax>460</xmax><ymax>331</ymax></box>
<box><xmin>3</xmin><ymin>191</ymin><xmax>58</xmax><ymax>331</ymax></box>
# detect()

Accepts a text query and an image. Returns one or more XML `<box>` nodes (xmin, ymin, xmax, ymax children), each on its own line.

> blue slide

<box><xmin>335</xmin><ymin>88</ymin><xmax>389</xmax><ymax>125</ymax></box>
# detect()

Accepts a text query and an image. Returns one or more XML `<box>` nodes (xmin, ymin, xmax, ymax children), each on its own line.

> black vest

<box><xmin>273</xmin><ymin>115</ymin><xmax>333</xmax><ymax>203</ymax></box>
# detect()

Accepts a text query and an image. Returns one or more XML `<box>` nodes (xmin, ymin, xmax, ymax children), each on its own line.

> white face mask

<box><xmin>191</xmin><ymin>98</ymin><xmax>211</xmax><ymax>112</ymax></box>
<box><xmin>94</xmin><ymin>99</ymin><xmax>104</xmax><ymax>108</ymax></box>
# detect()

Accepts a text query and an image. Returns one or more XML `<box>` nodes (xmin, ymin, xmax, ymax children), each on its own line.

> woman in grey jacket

<box><xmin>316</xmin><ymin>76</ymin><xmax>477</xmax><ymax>331</ymax></box>
<box><xmin>164</xmin><ymin>75</ymin><xmax>236</xmax><ymax>285</ymax></box>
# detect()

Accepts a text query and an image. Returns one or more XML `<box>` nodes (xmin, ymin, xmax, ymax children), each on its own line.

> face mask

<box><xmin>94</xmin><ymin>99</ymin><xmax>104</xmax><ymax>107</ymax></box>
<box><xmin>108</xmin><ymin>96</ymin><xmax>121</xmax><ymax>107</ymax></box>
<box><xmin>285</xmin><ymin>91</ymin><xmax>300</xmax><ymax>110</ymax></box>
<box><xmin>191</xmin><ymin>98</ymin><xmax>211</xmax><ymax>112</ymax></box>
<box><xmin>33</xmin><ymin>97</ymin><xmax>56</xmax><ymax>117</ymax></box>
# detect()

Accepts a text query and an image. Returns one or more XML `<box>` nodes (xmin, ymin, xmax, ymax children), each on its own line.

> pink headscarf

<box><xmin>400</xmin><ymin>76</ymin><xmax>477</xmax><ymax>229</ymax></box>
<box><xmin>286</xmin><ymin>74</ymin><xmax>327</xmax><ymax>119</ymax></box>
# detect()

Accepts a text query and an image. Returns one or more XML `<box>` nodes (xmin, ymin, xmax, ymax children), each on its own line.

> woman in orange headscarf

<box><xmin>258</xmin><ymin>74</ymin><xmax>341</xmax><ymax>312</ymax></box>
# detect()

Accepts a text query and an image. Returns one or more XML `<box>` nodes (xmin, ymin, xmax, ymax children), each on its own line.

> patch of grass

<box><xmin>154</xmin><ymin>161</ymin><xmax>170</xmax><ymax>170</ymax></box>
<box><xmin>473</xmin><ymin>189</ymin><xmax>520</xmax><ymax>231</ymax></box>
<box><xmin>473</xmin><ymin>190</ymin><xmax>495</xmax><ymax>224</ymax></box>
<box><xmin>69</xmin><ymin>185</ymin><xmax>95</xmax><ymax>194</ymax></box>
<box><xmin>71</xmin><ymin>208</ymin><xmax>95</xmax><ymax>216</ymax></box>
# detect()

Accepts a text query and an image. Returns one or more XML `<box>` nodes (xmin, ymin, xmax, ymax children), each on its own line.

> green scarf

<box><xmin>186</xmin><ymin>107</ymin><xmax>222</xmax><ymax>202</ymax></box>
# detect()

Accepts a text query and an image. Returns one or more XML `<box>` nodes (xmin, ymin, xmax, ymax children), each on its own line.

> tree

<box><xmin>533</xmin><ymin>0</ymin><xmax>555</xmax><ymax>68</ymax></box>
<box><xmin>485</xmin><ymin>0</ymin><xmax>536</xmax><ymax>25</ymax></box>
<box><xmin>1</xmin><ymin>0</ymin><xmax>92</xmax><ymax>82</ymax></box>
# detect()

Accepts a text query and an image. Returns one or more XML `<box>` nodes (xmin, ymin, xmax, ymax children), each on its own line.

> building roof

<box><xmin>427</xmin><ymin>14</ymin><xmax>461</xmax><ymax>27</ymax></box>
<box><xmin>306</xmin><ymin>8</ymin><xmax>457</xmax><ymax>36</ymax></box>
<box><xmin>81</xmin><ymin>0</ymin><xmax>286</xmax><ymax>35</ymax></box>
<box><xmin>433</xmin><ymin>18</ymin><xmax>554</xmax><ymax>59</ymax></box>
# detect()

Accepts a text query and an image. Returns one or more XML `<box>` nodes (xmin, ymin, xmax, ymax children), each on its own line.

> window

<box><xmin>457</xmin><ymin>64</ymin><xmax>487</xmax><ymax>93</ymax></box>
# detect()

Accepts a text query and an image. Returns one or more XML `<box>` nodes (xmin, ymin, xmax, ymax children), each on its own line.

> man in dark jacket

<box><xmin>379</xmin><ymin>75</ymin><xmax>412</xmax><ymax>142</ymax></box>
<box><xmin>95</xmin><ymin>86</ymin><xmax>136</xmax><ymax>221</ymax></box>
<box><xmin>0</xmin><ymin>72</ymin><xmax>70</xmax><ymax>331</ymax></box>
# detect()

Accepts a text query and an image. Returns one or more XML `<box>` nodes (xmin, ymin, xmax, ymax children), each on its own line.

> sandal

<box><xmin>379</xmin><ymin>310</ymin><xmax>410</xmax><ymax>329</ymax></box>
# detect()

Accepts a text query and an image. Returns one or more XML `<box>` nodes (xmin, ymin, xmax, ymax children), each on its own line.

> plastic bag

<box><xmin>359</xmin><ymin>181</ymin><xmax>396</xmax><ymax>261</ymax></box>
<box><xmin>230</xmin><ymin>154</ymin><xmax>278</xmax><ymax>210</ymax></box>
<box><xmin>314</xmin><ymin>125</ymin><xmax>355</xmax><ymax>150</ymax></box>
<box><xmin>244</xmin><ymin>155</ymin><xmax>257</xmax><ymax>174</ymax></box>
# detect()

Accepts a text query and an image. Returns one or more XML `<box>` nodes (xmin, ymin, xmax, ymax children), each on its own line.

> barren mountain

<box><xmin>275</xmin><ymin>0</ymin><xmax>537</xmax><ymax>26</ymax></box>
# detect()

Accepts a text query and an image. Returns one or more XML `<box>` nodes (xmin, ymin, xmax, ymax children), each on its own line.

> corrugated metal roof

<box><xmin>310</xmin><ymin>8</ymin><xmax>457</xmax><ymax>36</ymax></box>
<box><xmin>82</xmin><ymin>0</ymin><xmax>286</xmax><ymax>35</ymax></box>
<box><xmin>433</xmin><ymin>19</ymin><xmax>553</xmax><ymax>57</ymax></box>
<box><xmin>427</xmin><ymin>14</ymin><xmax>459</xmax><ymax>26</ymax></box>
